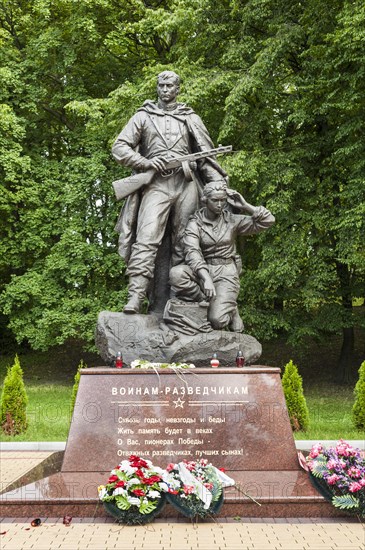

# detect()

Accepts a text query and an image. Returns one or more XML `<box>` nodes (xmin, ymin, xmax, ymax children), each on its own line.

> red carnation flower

<box><xmin>108</xmin><ymin>475</ymin><xmax>118</xmax><ymax>483</ymax></box>
<box><xmin>129</xmin><ymin>455</ymin><xmax>149</xmax><ymax>469</ymax></box>
<box><xmin>115</xmin><ymin>480</ymin><xmax>125</xmax><ymax>488</ymax></box>
<box><xmin>144</xmin><ymin>475</ymin><xmax>162</xmax><ymax>485</ymax></box>
<box><xmin>132</xmin><ymin>489</ymin><xmax>146</xmax><ymax>497</ymax></box>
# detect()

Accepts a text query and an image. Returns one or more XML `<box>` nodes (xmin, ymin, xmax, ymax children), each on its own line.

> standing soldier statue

<box><xmin>112</xmin><ymin>71</ymin><xmax>229</xmax><ymax>314</ymax></box>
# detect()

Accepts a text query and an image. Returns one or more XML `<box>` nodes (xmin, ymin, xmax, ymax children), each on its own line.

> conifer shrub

<box><xmin>282</xmin><ymin>359</ymin><xmax>309</xmax><ymax>432</ymax></box>
<box><xmin>70</xmin><ymin>359</ymin><xmax>86</xmax><ymax>415</ymax></box>
<box><xmin>0</xmin><ymin>354</ymin><xmax>28</xmax><ymax>435</ymax></box>
<box><xmin>353</xmin><ymin>361</ymin><xmax>365</xmax><ymax>429</ymax></box>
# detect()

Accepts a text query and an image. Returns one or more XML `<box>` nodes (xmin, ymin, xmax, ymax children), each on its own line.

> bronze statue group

<box><xmin>112</xmin><ymin>71</ymin><xmax>275</xmax><ymax>333</ymax></box>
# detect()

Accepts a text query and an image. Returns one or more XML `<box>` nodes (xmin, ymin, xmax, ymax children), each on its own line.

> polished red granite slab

<box><xmin>63</xmin><ymin>367</ymin><xmax>298</xmax><ymax>472</ymax></box>
<box><xmin>0</xmin><ymin>367</ymin><xmax>346</xmax><ymax>517</ymax></box>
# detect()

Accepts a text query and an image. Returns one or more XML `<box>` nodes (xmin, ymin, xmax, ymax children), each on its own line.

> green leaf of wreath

<box><xmin>332</xmin><ymin>494</ymin><xmax>359</xmax><ymax>510</ymax></box>
<box><xmin>115</xmin><ymin>496</ymin><xmax>131</xmax><ymax>510</ymax></box>
<box><xmin>139</xmin><ymin>500</ymin><xmax>157</xmax><ymax>514</ymax></box>
<box><xmin>310</xmin><ymin>457</ymin><xmax>328</xmax><ymax>478</ymax></box>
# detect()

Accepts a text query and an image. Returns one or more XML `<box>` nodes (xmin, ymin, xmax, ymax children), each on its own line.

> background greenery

<box><xmin>0</xmin><ymin>0</ymin><xmax>364</xmax><ymax>387</ymax></box>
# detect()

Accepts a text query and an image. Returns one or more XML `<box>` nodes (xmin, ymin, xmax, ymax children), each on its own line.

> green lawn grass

<box><xmin>293</xmin><ymin>383</ymin><xmax>364</xmax><ymax>440</ymax></box>
<box><xmin>0</xmin><ymin>384</ymin><xmax>73</xmax><ymax>442</ymax></box>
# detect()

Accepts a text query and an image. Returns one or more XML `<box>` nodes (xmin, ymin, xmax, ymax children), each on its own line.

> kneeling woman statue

<box><xmin>169</xmin><ymin>180</ymin><xmax>275</xmax><ymax>332</ymax></box>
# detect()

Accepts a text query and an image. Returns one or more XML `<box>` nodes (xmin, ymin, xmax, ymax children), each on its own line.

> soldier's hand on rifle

<box><xmin>145</xmin><ymin>157</ymin><xmax>169</xmax><ymax>173</ymax></box>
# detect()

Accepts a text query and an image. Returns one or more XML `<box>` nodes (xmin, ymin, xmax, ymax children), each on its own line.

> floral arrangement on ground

<box><xmin>165</xmin><ymin>458</ymin><xmax>235</xmax><ymax>519</ymax></box>
<box><xmin>98</xmin><ymin>455</ymin><xmax>171</xmax><ymax>524</ymax></box>
<box><xmin>306</xmin><ymin>440</ymin><xmax>365</xmax><ymax>517</ymax></box>
<box><xmin>98</xmin><ymin>456</ymin><xmax>236</xmax><ymax>523</ymax></box>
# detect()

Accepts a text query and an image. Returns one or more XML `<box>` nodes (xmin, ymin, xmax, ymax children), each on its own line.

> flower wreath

<box><xmin>98</xmin><ymin>455</ymin><xmax>171</xmax><ymax>524</ymax></box>
<box><xmin>306</xmin><ymin>440</ymin><xmax>365</xmax><ymax>517</ymax></box>
<box><xmin>165</xmin><ymin>459</ymin><xmax>235</xmax><ymax>519</ymax></box>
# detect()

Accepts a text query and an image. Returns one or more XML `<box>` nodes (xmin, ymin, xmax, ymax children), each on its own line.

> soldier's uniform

<box><xmin>112</xmin><ymin>100</ymin><xmax>223</xmax><ymax>307</ymax></box>
<box><xmin>170</xmin><ymin>206</ymin><xmax>275</xmax><ymax>330</ymax></box>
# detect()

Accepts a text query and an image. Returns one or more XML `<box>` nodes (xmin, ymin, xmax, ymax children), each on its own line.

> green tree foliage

<box><xmin>282</xmin><ymin>360</ymin><xmax>309</xmax><ymax>432</ymax></box>
<box><xmin>0</xmin><ymin>354</ymin><xmax>28</xmax><ymax>435</ymax></box>
<box><xmin>0</xmin><ymin>0</ymin><xmax>130</xmax><ymax>350</ymax></box>
<box><xmin>0</xmin><ymin>1</ymin><xmax>363</xmax><ymax>380</ymax></box>
<box><xmin>214</xmin><ymin>0</ymin><xmax>365</xmax><ymax>383</ymax></box>
<box><xmin>353</xmin><ymin>361</ymin><xmax>365</xmax><ymax>430</ymax></box>
<box><xmin>70</xmin><ymin>359</ymin><xmax>86</xmax><ymax>415</ymax></box>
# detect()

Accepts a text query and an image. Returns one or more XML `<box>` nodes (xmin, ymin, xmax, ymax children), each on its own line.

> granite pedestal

<box><xmin>0</xmin><ymin>367</ymin><xmax>343</xmax><ymax>518</ymax></box>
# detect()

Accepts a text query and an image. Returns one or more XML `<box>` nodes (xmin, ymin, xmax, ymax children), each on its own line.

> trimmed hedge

<box><xmin>282</xmin><ymin>359</ymin><xmax>309</xmax><ymax>432</ymax></box>
<box><xmin>0</xmin><ymin>354</ymin><xmax>28</xmax><ymax>435</ymax></box>
<box><xmin>353</xmin><ymin>361</ymin><xmax>365</xmax><ymax>429</ymax></box>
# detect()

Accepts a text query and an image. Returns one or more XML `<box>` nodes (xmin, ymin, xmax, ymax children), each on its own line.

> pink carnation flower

<box><xmin>349</xmin><ymin>482</ymin><xmax>362</xmax><ymax>493</ymax></box>
<box><xmin>326</xmin><ymin>474</ymin><xmax>340</xmax><ymax>485</ymax></box>
<box><xmin>347</xmin><ymin>467</ymin><xmax>361</xmax><ymax>478</ymax></box>
<box><xmin>309</xmin><ymin>444</ymin><xmax>323</xmax><ymax>459</ymax></box>
<box><xmin>183</xmin><ymin>485</ymin><xmax>195</xmax><ymax>495</ymax></box>
<box><xmin>336</xmin><ymin>439</ymin><xmax>355</xmax><ymax>457</ymax></box>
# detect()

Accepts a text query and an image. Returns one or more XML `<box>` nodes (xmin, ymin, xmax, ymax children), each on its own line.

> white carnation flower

<box><xmin>147</xmin><ymin>490</ymin><xmax>161</xmax><ymax>499</ymax></box>
<box><xmin>98</xmin><ymin>488</ymin><xmax>107</xmax><ymax>500</ymax></box>
<box><xmin>113</xmin><ymin>487</ymin><xmax>127</xmax><ymax>497</ymax></box>
<box><xmin>170</xmin><ymin>479</ymin><xmax>181</xmax><ymax>490</ymax></box>
<box><xmin>127</xmin><ymin>496</ymin><xmax>141</xmax><ymax>506</ymax></box>
<box><xmin>127</xmin><ymin>478</ymin><xmax>140</xmax><ymax>486</ymax></box>
<box><xmin>120</xmin><ymin>464</ymin><xmax>136</xmax><ymax>476</ymax></box>
<box><xmin>158</xmin><ymin>482</ymin><xmax>169</xmax><ymax>492</ymax></box>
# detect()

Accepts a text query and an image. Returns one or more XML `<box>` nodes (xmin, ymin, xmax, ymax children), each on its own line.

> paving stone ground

<box><xmin>1</xmin><ymin>451</ymin><xmax>364</xmax><ymax>550</ymax></box>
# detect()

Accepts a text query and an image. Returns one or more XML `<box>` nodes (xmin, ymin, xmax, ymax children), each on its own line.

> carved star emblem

<box><xmin>173</xmin><ymin>397</ymin><xmax>185</xmax><ymax>408</ymax></box>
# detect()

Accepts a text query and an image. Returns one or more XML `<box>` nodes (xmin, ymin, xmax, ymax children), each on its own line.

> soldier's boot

<box><xmin>229</xmin><ymin>306</ymin><xmax>244</xmax><ymax>333</ymax></box>
<box><xmin>123</xmin><ymin>275</ymin><xmax>149</xmax><ymax>314</ymax></box>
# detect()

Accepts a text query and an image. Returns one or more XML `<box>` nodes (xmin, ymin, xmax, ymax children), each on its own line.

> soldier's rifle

<box><xmin>112</xmin><ymin>145</ymin><xmax>232</xmax><ymax>201</ymax></box>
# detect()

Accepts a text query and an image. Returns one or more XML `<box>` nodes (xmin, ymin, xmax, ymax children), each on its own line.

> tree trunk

<box><xmin>274</xmin><ymin>297</ymin><xmax>284</xmax><ymax>311</ymax></box>
<box><xmin>336</xmin><ymin>327</ymin><xmax>355</xmax><ymax>384</ymax></box>
<box><xmin>335</xmin><ymin>261</ymin><xmax>355</xmax><ymax>384</ymax></box>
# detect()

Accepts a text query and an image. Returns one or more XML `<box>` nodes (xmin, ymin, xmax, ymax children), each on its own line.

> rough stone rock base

<box><xmin>95</xmin><ymin>310</ymin><xmax>262</xmax><ymax>367</ymax></box>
